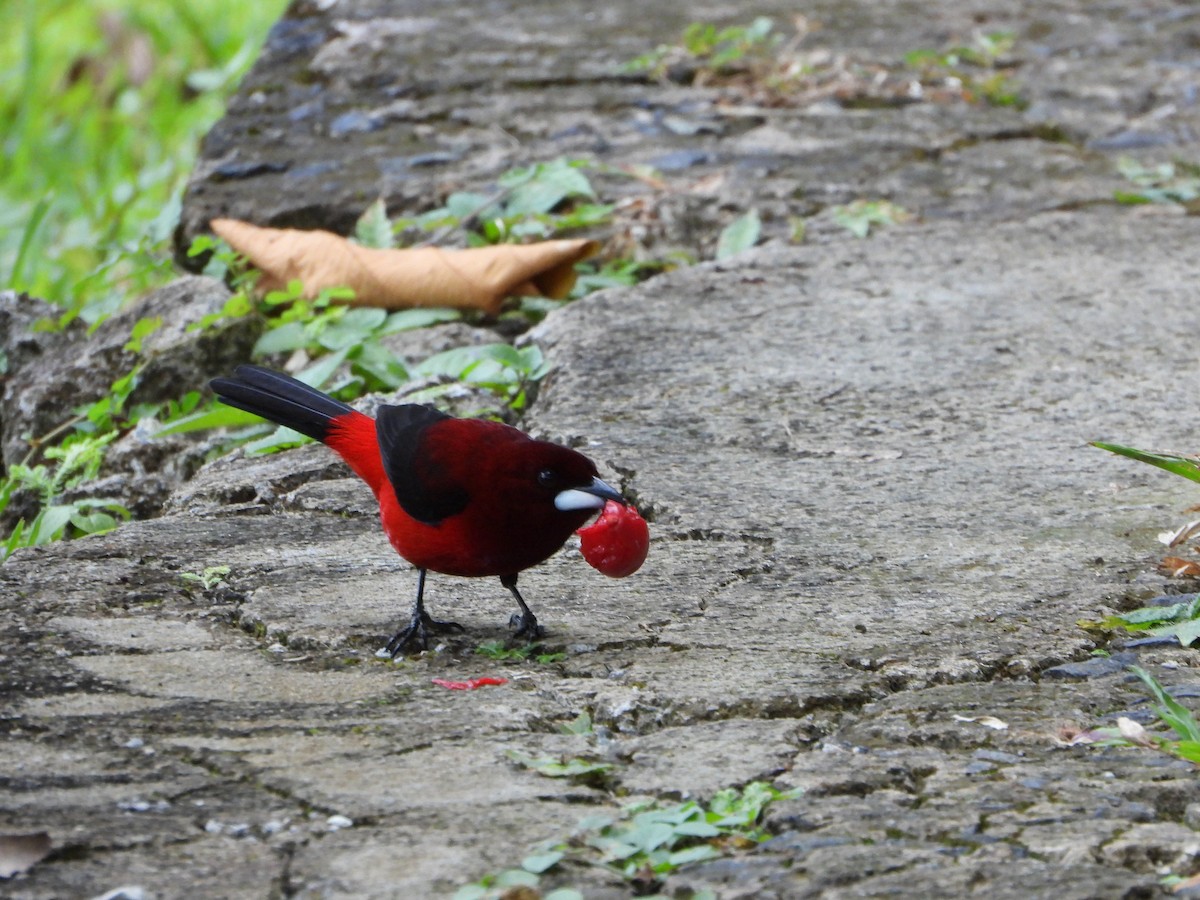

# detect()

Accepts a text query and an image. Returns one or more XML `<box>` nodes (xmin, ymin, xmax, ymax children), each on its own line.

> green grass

<box><xmin>1</xmin><ymin>0</ymin><xmax>288</xmax><ymax>322</ymax></box>
<box><xmin>454</xmin><ymin>781</ymin><xmax>802</xmax><ymax>899</ymax></box>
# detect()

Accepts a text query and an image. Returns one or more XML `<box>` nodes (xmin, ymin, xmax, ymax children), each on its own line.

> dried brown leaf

<box><xmin>1160</xmin><ymin>556</ymin><xmax>1200</xmax><ymax>578</ymax></box>
<box><xmin>211</xmin><ymin>219</ymin><xmax>599</xmax><ymax>316</ymax></box>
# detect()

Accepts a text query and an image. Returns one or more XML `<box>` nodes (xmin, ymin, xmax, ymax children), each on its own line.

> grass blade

<box><xmin>1091</xmin><ymin>442</ymin><xmax>1200</xmax><ymax>483</ymax></box>
<box><xmin>1131</xmin><ymin>665</ymin><xmax>1200</xmax><ymax>742</ymax></box>
<box><xmin>9</xmin><ymin>197</ymin><xmax>52</xmax><ymax>288</ymax></box>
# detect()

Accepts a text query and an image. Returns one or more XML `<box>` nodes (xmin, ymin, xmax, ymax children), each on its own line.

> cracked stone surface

<box><xmin>6</xmin><ymin>0</ymin><xmax>1200</xmax><ymax>897</ymax></box>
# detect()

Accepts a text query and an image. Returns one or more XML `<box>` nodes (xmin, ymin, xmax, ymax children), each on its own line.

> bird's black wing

<box><xmin>375</xmin><ymin>404</ymin><xmax>470</xmax><ymax>524</ymax></box>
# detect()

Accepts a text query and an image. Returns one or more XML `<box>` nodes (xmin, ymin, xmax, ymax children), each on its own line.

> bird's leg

<box><xmin>383</xmin><ymin>568</ymin><xmax>464</xmax><ymax>656</ymax></box>
<box><xmin>501</xmin><ymin>573</ymin><xmax>546</xmax><ymax>641</ymax></box>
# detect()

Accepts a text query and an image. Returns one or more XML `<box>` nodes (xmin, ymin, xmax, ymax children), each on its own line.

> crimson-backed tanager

<box><xmin>210</xmin><ymin>365</ymin><xmax>628</xmax><ymax>655</ymax></box>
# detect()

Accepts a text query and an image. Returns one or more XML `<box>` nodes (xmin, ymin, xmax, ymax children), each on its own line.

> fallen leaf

<box><xmin>211</xmin><ymin>218</ymin><xmax>599</xmax><ymax>316</ymax></box>
<box><xmin>716</xmin><ymin>209</ymin><xmax>761</xmax><ymax>260</ymax></box>
<box><xmin>1116</xmin><ymin>716</ymin><xmax>1149</xmax><ymax>742</ymax></box>
<box><xmin>1160</xmin><ymin>556</ymin><xmax>1200</xmax><ymax>578</ymax></box>
<box><xmin>0</xmin><ymin>832</ymin><xmax>51</xmax><ymax>879</ymax></box>
<box><xmin>1158</xmin><ymin>519</ymin><xmax>1200</xmax><ymax>548</ymax></box>
<box><xmin>1055</xmin><ymin>725</ymin><xmax>1114</xmax><ymax>746</ymax></box>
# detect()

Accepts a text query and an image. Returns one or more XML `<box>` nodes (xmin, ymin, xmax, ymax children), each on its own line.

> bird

<box><xmin>209</xmin><ymin>364</ymin><xmax>626</xmax><ymax>655</ymax></box>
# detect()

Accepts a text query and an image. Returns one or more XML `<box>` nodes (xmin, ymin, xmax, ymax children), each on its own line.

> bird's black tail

<box><xmin>209</xmin><ymin>365</ymin><xmax>354</xmax><ymax>443</ymax></box>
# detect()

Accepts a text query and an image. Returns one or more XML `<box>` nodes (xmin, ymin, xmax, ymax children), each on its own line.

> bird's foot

<box><xmin>382</xmin><ymin>612</ymin><xmax>465</xmax><ymax>657</ymax></box>
<box><xmin>508</xmin><ymin>612</ymin><xmax>546</xmax><ymax>642</ymax></box>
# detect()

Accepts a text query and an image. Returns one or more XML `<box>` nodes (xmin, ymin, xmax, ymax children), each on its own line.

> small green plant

<box><xmin>475</xmin><ymin>640</ymin><xmax>531</xmax><ymax>660</ymax></box>
<box><xmin>626</xmin><ymin>17</ymin><xmax>778</xmax><ymax>79</ymax></box>
<box><xmin>831</xmin><ymin>200</ymin><xmax>910</xmax><ymax>238</ymax></box>
<box><xmin>1113</xmin><ymin>158</ymin><xmax>1200</xmax><ymax>207</ymax></box>
<box><xmin>475</xmin><ymin>640</ymin><xmax>567</xmax><ymax>664</ymax></box>
<box><xmin>1092</xmin><ymin>442</ymin><xmax>1200</xmax><ymax>483</ymax></box>
<box><xmin>395</xmin><ymin>158</ymin><xmax>612</xmax><ymax>245</ymax></box>
<box><xmin>506</xmin><ymin>751</ymin><xmax>613</xmax><ymax>784</ymax></box>
<box><xmin>1069</xmin><ymin>666</ymin><xmax>1200</xmax><ymax>765</ymax></box>
<box><xmin>568</xmin><ymin>258</ymin><xmax>666</xmax><ymax>301</ymax></box>
<box><xmin>558</xmin><ymin>711</ymin><xmax>593</xmax><ymax>735</ymax></box>
<box><xmin>455</xmin><ymin>781</ymin><xmax>801</xmax><ymax>899</ymax></box>
<box><xmin>410</xmin><ymin>342</ymin><xmax>550</xmax><ymax>414</ymax></box>
<box><xmin>715</xmin><ymin>209</ymin><xmax>761</xmax><ymax>259</ymax></box>
<box><xmin>181</xmin><ymin>565</ymin><xmax>232</xmax><ymax>591</ymax></box>
<box><xmin>904</xmin><ymin>32</ymin><xmax>1025</xmax><ymax>109</ymax></box>
<box><xmin>1091</xmin><ymin>440</ymin><xmax>1200</xmax><ymax>579</ymax></box>
<box><xmin>1080</xmin><ymin>596</ymin><xmax>1200</xmax><ymax>648</ymax></box>
<box><xmin>454</xmin><ymin>861</ymin><xmax>581</xmax><ymax>900</ymax></box>
<box><xmin>355</xmin><ymin>198</ymin><xmax>394</xmax><ymax>249</ymax></box>
<box><xmin>1</xmin><ymin>430</ymin><xmax>131</xmax><ymax>561</ymax></box>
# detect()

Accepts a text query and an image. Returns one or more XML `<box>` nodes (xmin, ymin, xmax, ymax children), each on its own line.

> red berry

<box><xmin>577</xmin><ymin>500</ymin><xmax>649</xmax><ymax>578</ymax></box>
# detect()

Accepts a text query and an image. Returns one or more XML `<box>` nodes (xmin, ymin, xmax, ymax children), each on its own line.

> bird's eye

<box><xmin>537</xmin><ymin>468</ymin><xmax>557</xmax><ymax>488</ymax></box>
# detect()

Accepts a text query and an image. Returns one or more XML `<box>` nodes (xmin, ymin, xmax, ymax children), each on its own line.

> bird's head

<box><xmin>520</xmin><ymin>443</ymin><xmax>625</xmax><ymax>517</ymax></box>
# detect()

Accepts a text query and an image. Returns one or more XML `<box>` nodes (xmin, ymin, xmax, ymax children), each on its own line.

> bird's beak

<box><xmin>554</xmin><ymin>476</ymin><xmax>625</xmax><ymax>511</ymax></box>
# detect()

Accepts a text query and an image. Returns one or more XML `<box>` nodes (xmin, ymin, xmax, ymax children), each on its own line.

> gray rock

<box><xmin>1042</xmin><ymin>652</ymin><xmax>1136</xmax><ymax>681</ymax></box>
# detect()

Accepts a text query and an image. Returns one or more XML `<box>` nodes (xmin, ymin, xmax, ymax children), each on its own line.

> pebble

<box><xmin>1042</xmin><ymin>652</ymin><xmax>1135</xmax><ymax>680</ymax></box>
<box><xmin>89</xmin><ymin>888</ymin><xmax>147</xmax><ymax>900</ymax></box>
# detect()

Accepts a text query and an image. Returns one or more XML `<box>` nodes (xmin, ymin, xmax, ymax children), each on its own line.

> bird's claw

<box><xmin>508</xmin><ymin>612</ymin><xmax>546</xmax><ymax>641</ymax></box>
<box><xmin>383</xmin><ymin>613</ymin><xmax>464</xmax><ymax>657</ymax></box>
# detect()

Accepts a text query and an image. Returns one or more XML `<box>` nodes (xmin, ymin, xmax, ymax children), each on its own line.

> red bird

<box><xmin>209</xmin><ymin>365</ymin><xmax>626</xmax><ymax>655</ymax></box>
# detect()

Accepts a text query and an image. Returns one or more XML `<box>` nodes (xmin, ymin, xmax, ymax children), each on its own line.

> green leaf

<box><xmin>1131</xmin><ymin>665</ymin><xmax>1200</xmax><ymax>742</ymax></box>
<box><xmin>451</xmin><ymin>887</ymin><xmax>487</xmax><ymax>900</ymax></box>
<box><xmin>10</xmin><ymin>196</ymin><xmax>53</xmax><ymax>288</ymax></box>
<box><xmin>672</xmin><ymin>819</ymin><xmax>723</xmax><ymax>838</ymax></box>
<box><xmin>521</xmin><ymin>850</ymin><xmax>563</xmax><ymax>874</ymax></box>
<box><xmin>667</xmin><ymin>844</ymin><xmax>722</xmax><ymax>867</ymax></box>
<box><xmin>716</xmin><ymin>209</ymin><xmax>761</xmax><ymax>260</ymax></box>
<box><xmin>243</xmin><ymin>425</ymin><xmax>310</xmax><ymax>456</ymax></box>
<box><xmin>352</xmin><ymin>340</ymin><xmax>409</xmax><ymax>390</ymax></box>
<box><xmin>355</xmin><ymin>198</ymin><xmax>393</xmax><ymax>249</ymax></box>
<box><xmin>1119</xmin><ymin>603</ymin><xmax>1191</xmax><ymax>627</ymax></box>
<box><xmin>253</xmin><ymin>321</ymin><xmax>309</xmax><ymax>356</ymax></box>
<box><xmin>1173</xmin><ymin>617</ymin><xmax>1200</xmax><ymax>648</ymax></box>
<box><xmin>153</xmin><ymin>404</ymin><xmax>264</xmax><ymax>437</ymax></box>
<box><xmin>3</xmin><ymin>520</ymin><xmax>28</xmax><ymax>560</ymax></box>
<box><xmin>559</xmin><ymin>711</ymin><xmax>593</xmax><ymax>735</ymax></box>
<box><xmin>1113</xmin><ymin>190</ymin><xmax>1153</xmax><ymax>206</ymax></box>
<box><xmin>296</xmin><ymin>348</ymin><xmax>351</xmax><ymax>389</ymax></box>
<box><xmin>379</xmin><ymin>308</ymin><xmax>461</xmax><ymax>334</ymax></box>
<box><xmin>124</xmin><ymin>316</ymin><xmax>163</xmax><ymax>353</ymax></box>
<box><xmin>263</xmin><ymin>280</ymin><xmax>307</xmax><ymax>306</ymax></box>
<box><xmin>506</xmin><ymin>751</ymin><xmax>612</xmax><ymax>779</ymax></box>
<box><xmin>626</xmin><ymin>821</ymin><xmax>676</xmax><ymax>854</ymax></box>
<box><xmin>444</xmin><ymin>191</ymin><xmax>496</xmax><ymax>220</ymax></box>
<box><xmin>1090</xmin><ymin>442</ymin><xmax>1200</xmax><ymax>483</ymax></box>
<box><xmin>29</xmin><ymin>505</ymin><xmax>76</xmax><ymax>546</ymax></box>
<box><xmin>494</xmin><ymin>868</ymin><xmax>539</xmax><ymax>887</ymax></box>
<box><xmin>1170</xmin><ymin>741</ymin><xmax>1200</xmax><ymax>763</ymax></box>
<box><xmin>479</xmin><ymin>344</ymin><xmax>527</xmax><ymax>371</ymax></box>
<box><xmin>543</xmin><ymin>890</ymin><xmax>585</xmax><ymax>900</ymax></box>
<box><xmin>319</xmin><ymin>308</ymin><xmax>388</xmax><ymax>350</ymax></box>
<box><xmin>68</xmin><ymin>511</ymin><xmax>118</xmax><ymax>536</ymax></box>
<box><xmin>413</xmin><ymin>344</ymin><xmax>523</xmax><ymax>387</ymax></box>
<box><xmin>503</xmin><ymin>159</ymin><xmax>596</xmax><ymax>216</ymax></box>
